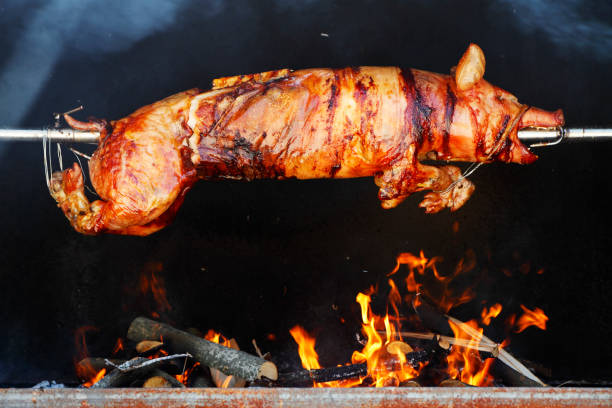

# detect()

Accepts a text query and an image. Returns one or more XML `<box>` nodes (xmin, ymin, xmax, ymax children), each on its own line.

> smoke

<box><xmin>0</xmin><ymin>0</ymin><xmax>188</xmax><ymax>156</ymax></box>
<box><xmin>493</xmin><ymin>0</ymin><xmax>612</xmax><ymax>60</ymax></box>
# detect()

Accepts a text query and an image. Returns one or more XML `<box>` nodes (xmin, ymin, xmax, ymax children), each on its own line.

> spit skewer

<box><xmin>0</xmin><ymin>127</ymin><xmax>611</xmax><ymax>146</ymax></box>
<box><xmin>0</xmin><ymin>128</ymin><xmax>99</xmax><ymax>143</ymax></box>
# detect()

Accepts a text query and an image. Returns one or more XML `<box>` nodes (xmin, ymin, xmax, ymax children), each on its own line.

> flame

<box><xmin>446</xmin><ymin>319</ymin><xmax>495</xmax><ymax>386</ymax></box>
<box><xmin>514</xmin><ymin>305</ymin><xmax>548</xmax><ymax>332</ymax></box>
<box><xmin>83</xmin><ymin>368</ymin><xmax>106</xmax><ymax>388</ymax></box>
<box><xmin>290</xmin><ymin>325</ymin><xmax>322</xmax><ymax>371</ymax></box>
<box><xmin>350</xmin><ymin>290</ymin><xmax>420</xmax><ymax>387</ymax></box>
<box><xmin>112</xmin><ymin>338</ymin><xmax>124</xmax><ymax>355</ymax></box>
<box><xmin>481</xmin><ymin>303</ymin><xmax>502</xmax><ymax>326</ymax></box>
<box><xmin>73</xmin><ymin>326</ymin><xmax>101</xmax><ymax>385</ymax></box>
<box><xmin>289</xmin><ymin>325</ymin><xmax>362</xmax><ymax>387</ymax></box>
<box><xmin>175</xmin><ymin>362</ymin><xmax>200</xmax><ymax>385</ymax></box>
<box><xmin>203</xmin><ymin>329</ymin><xmax>239</xmax><ymax>388</ymax></box>
<box><xmin>139</xmin><ymin>261</ymin><xmax>171</xmax><ymax>315</ymax></box>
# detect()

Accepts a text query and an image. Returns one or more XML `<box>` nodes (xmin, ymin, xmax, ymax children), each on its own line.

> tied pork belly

<box><xmin>50</xmin><ymin>44</ymin><xmax>564</xmax><ymax>235</ymax></box>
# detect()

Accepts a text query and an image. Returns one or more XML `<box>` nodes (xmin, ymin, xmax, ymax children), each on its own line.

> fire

<box><xmin>290</xmin><ymin>279</ymin><xmax>422</xmax><ymax>387</ymax></box>
<box><xmin>203</xmin><ymin>329</ymin><xmax>241</xmax><ymax>388</ymax></box>
<box><xmin>481</xmin><ymin>303</ymin><xmax>502</xmax><ymax>326</ymax></box>
<box><xmin>351</xmin><ymin>290</ymin><xmax>420</xmax><ymax>387</ymax></box>
<box><xmin>112</xmin><ymin>338</ymin><xmax>124</xmax><ymax>355</ymax></box>
<box><xmin>288</xmin><ymin>250</ymin><xmax>549</xmax><ymax>387</ymax></box>
<box><xmin>446</xmin><ymin>319</ymin><xmax>495</xmax><ymax>386</ymax></box>
<box><xmin>73</xmin><ymin>326</ymin><xmax>103</xmax><ymax>386</ymax></box>
<box><xmin>289</xmin><ymin>325</ymin><xmax>363</xmax><ymax>387</ymax></box>
<box><xmin>289</xmin><ymin>326</ymin><xmax>322</xmax><ymax>371</ymax></box>
<box><xmin>514</xmin><ymin>305</ymin><xmax>548</xmax><ymax>332</ymax></box>
<box><xmin>83</xmin><ymin>368</ymin><xmax>106</xmax><ymax>388</ymax></box>
<box><xmin>139</xmin><ymin>261</ymin><xmax>172</xmax><ymax>316</ymax></box>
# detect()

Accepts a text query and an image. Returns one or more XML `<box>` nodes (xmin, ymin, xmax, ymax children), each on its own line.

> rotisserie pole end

<box><xmin>0</xmin><ymin>128</ymin><xmax>99</xmax><ymax>143</ymax></box>
<box><xmin>517</xmin><ymin>127</ymin><xmax>612</xmax><ymax>147</ymax></box>
<box><xmin>1</xmin><ymin>127</ymin><xmax>611</xmax><ymax>147</ymax></box>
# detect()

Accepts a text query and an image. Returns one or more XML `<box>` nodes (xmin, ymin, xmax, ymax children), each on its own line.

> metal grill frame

<box><xmin>1</xmin><ymin>387</ymin><xmax>611</xmax><ymax>407</ymax></box>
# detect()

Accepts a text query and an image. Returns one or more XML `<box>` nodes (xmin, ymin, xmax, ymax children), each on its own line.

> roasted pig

<box><xmin>50</xmin><ymin>44</ymin><xmax>564</xmax><ymax>235</ymax></box>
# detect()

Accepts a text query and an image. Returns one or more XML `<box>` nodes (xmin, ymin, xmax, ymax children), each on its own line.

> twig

<box><xmin>104</xmin><ymin>353</ymin><xmax>191</xmax><ymax>373</ymax></box>
<box><xmin>378</xmin><ymin>331</ymin><xmax>500</xmax><ymax>354</ymax></box>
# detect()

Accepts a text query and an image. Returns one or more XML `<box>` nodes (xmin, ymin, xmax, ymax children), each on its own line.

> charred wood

<box><xmin>253</xmin><ymin>350</ymin><xmax>428</xmax><ymax>387</ymax></box>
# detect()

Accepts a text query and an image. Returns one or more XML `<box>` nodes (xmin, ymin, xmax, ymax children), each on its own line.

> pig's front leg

<box><xmin>375</xmin><ymin>155</ymin><xmax>474</xmax><ymax>212</ymax></box>
<box><xmin>418</xmin><ymin>165</ymin><xmax>475</xmax><ymax>213</ymax></box>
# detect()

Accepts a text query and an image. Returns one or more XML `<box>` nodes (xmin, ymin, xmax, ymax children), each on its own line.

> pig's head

<box><xmin>446</xmin><ymin>43</ymin><xmax>564</xmax><ymax>165</ymax></box>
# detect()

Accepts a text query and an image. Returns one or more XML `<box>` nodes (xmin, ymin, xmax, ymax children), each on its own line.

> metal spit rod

<box><xmin>0</xmin><ymin>127</ymin><xmax>611</xmax><ymax>146</ymax></box>
<box><xmin>0</xmin><ymin>128</ymin><xmax>99</xmax><ymax>143</ymax></box>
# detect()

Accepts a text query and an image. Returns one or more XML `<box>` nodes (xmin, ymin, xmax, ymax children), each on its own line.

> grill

<box><xmin>2</xmin><ymin>388</ymin><xmax>612</xmax><ymax>408</ymax></box>
<box><xmin>1</xmin><ymin>0</ymin><xmax>611</xmax><ymax>405</ymax></box>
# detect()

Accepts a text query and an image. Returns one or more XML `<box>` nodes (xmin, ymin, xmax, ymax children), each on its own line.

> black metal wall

<box><xmin>0</xmin><ymin>0</ymin><xmax>611</xmax><ymax>385</ymax></box>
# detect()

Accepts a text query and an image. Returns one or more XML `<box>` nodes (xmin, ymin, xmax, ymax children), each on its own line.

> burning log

<box><xmin>254</xmin><ymin>350</ymin><xmax>428</xmax><ymax>387</ymax></box>
<box><xmin>209</xmin><ymin>338</ymin><xmax>246</xmax><ymax>388</ymax></box>
<box><xmin>127</xmin><ymin>317</ymin><xmax>278</xmax><ymax>381</ymax></box>
<box><xmin>143</xmin><ymin>369</ymin><xmax>185</xmax><ymax>388</ymax></box>
<box><xmin>399</xmin><ymin>379</ymin><xmax>421</xmax><ymax>387</ymax></box>
<box><xmin>76</xmin><ymin>358</ymin><xmax>125</xmax><ymax>381</ymax></box>
<box><xmin>413</xmin><ymin>297</ymin><xmax>546</xmax><ymax>387</ymax></box>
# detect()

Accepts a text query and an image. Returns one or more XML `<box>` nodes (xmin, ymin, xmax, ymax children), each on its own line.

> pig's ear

<box><xmin>455</xmin><ymin>43</ymin><xmax>486</xmax><ymax>91</ymax></box>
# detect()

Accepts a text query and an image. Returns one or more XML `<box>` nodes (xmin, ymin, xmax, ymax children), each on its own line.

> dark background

<box><xmin>0</xmin><ymin>0</ymin><xmax>611</xmax><ymax>385</ymax></box>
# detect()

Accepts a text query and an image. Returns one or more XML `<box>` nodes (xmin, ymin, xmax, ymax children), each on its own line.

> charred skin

<box><xmin>51</xmin><ymin>44</ymin><xmax>564</xmax><ymax>235</ymax></box>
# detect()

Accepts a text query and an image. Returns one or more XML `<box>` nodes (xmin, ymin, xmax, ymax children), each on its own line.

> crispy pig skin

<box><xmin>51</xmin><ymin>44</ymin><xmax>564</xmax><ymax>235</ymax></box>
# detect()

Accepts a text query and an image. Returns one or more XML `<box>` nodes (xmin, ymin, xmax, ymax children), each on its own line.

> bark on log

<box><xmin>210</xmin><ymin>338</ymin><xmax>246</xmax><ymax>388</ymax></box>
<box><xmin>90</xmin><ymin>357</ymin><xmax>151</xmax><ymax>388</ymax></box>
<box><xmin>127</xmin><ymin>317</ymin><xmax>277</xmax><ymax>381</ymax></box>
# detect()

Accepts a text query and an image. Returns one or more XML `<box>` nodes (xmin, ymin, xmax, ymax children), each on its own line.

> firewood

<box><xmin>210</xmin><ymin>338</ymin><xmax>246</xmax><ymax>388</ymax></box>
<box><xmin>399</xmin><ymin>379</ymin><xmax>421</xmax><ymax>387</ymax></box>
<box><xmin>386</xmin><ymin>340</ymin><xmax>413</xmax><ymax>356</ymax></box>
<box><xmin>90</xmin><ymin>354</ymin><xmax>190</xmax><ymax>388</ymax></box>
<box><xmin>378</xmin><ymin>331</ymin><xmax>501</xmax><ymax>353</ymax></box>
<box><xmin>412</xmin><ymin>297</ymin><xmax>546</xmax><ymax>387</ymax></box>
<box><xmin>142</xmin><ymin>369</ymin><xmax>185</xmax><ymax>388</ymax></box>
<box><xmin>127</xmin><ymin>317</ymin><xmax>278</xmax><ymax>381</ymax></box>
<box><xmin>253</xmin><ymin>350</ymin><xmax>428</xmax><ymax>387</ymax></box>
<box><xmin>439</xmin><ymin>378</ymin><xmax>471</xmax><ymax>387</ymax></box>
<box><xmin>143</xmin><ymin>375</ymin><xmax>172</xmax><ymax>388</ymax></box>
<box><xmin>191</xmin><ymin>374</ymin><xmax>214</xmax><ymax>387</ymax></box>
<box><xmin>76</xmin><ymin>358</ymin><xmax>124</xmax><ymax>381</ymax></box>
<box><xmin>136</xmin><ymin>340</ymin><xmax>164</xmax><ymax>355</ymax></box>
